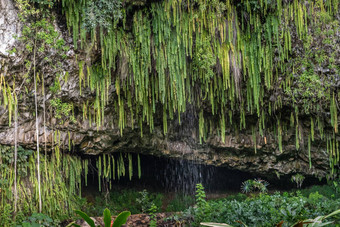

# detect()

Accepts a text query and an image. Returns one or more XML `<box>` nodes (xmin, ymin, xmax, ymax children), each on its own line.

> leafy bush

<box><xmin>0</xmin><ymin>146</ymin><xmax>33</xmax><ymax>177</ymax></box>
<box><xmin>82</xmin><ymin>0</ymin><xmax>122</xmax><ymax>30</ymax></box>
<box><xmin>136</xmin><ymin>189</ymin><xmax>154</xmax><ymax>213</ymax></box>
<box><xmin>187</xmin><ymin>185</ymin><xmax>340</xmax><ymax>227</ymax></box>
<box><xmin>19</xmin><ymin>213</ymin><xmax>60</xmax><ymax>227</ymax></box>
<box><xmin>0</xmin><ymin>204</ymin><xmax>14</xmax><ymax>227</ymax></box>
<box><xmin>299</xmin><ymin>183</ymin><xmax>339</xmax><ymax>200</ymax></box>
<box><xmin>200</xmin><ymin>208</ymin><xmax>340</xmax><ymax>227</ymax></box>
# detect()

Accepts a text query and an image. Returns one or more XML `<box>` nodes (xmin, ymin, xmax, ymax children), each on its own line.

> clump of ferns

<box><xmin>241</xmin><ymin>178</ymin><xmax>269</xmax><ymax>194</ymax></box>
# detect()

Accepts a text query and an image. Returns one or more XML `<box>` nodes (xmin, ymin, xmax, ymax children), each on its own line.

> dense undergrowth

<box><xmin>185</xmin><ymin>183</ymin><xmax>340</xmax><ymax>227</ymax></box>
<box><xmin>5</xmin><ymin>182</ymin><xmax>339</xmax><ymax>226</ymax></box>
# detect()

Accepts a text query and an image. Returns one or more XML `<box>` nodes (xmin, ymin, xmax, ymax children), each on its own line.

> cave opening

<box><xmin>80</xmin><ymin>152</ymin><xmax>325</xmax><ymax>200</ymax></box>
<box><xmin>82</xmin><ymin>153</ymin><xmax>257</xmax><ymax>196</ymax></box>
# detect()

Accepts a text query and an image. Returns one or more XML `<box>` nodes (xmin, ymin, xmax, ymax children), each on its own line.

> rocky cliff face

<box><xmin>0</xmin><ymin>0</ymin><xmax>20</xmax><ymax>55</ymax></box>
<box><xmin>0</xmin><ymin>0</ymin><xmax>337</xmax><ymax>181</ymax></box>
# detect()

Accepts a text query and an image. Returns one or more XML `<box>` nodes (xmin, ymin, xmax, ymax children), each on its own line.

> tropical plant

<box><xmin>186</xmin><ymin>185</ymin><xmax>340</xmax><ymax>227</ymax></box>
<box><xmin>70</xmin><ymin>208</ymin><xmax>130</xmax><ymax>227</ymax></box>
<box><xmin>241</xmin><ymin>179</ymin><xmax>269</xmax><ymax>194</ymax></box>
<box><xmin>291</xmin><ymin>208</ymin><xmax>340</xmax><ymax>227</ymax></box>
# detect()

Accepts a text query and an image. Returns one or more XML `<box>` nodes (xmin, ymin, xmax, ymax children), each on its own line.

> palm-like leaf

<box><xmin>112</xmin><ymin>211</ymin><xmax>131</xmax><ymax>227</ymax></box>
<box><xmin>74</xmin><ymin>210</ymin><xmax>95</xmax><ymax>227</ymax></box>
<box><xmin>291</xmin><ymin>209</ymin><xmax>340</xmax><ymax>227</ymax></box>
<box><xmin>103</xmin><ymin>208</ymin><xmax>112</xmax><ymax>227</ymax></box>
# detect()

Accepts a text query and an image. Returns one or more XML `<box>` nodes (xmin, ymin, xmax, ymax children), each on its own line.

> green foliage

<box><xmin>8</xmin><ymin>4</ymin><xmax>75</xmax><ymax>219</ymax></box>
<box><xmin>14</xmin><ymin>0</ymin><xmax>72</xmax><ymax>124</ymax></box>
<box><xmin>193</xmin><ymin>35</ymin><xmax>216</xmax><ymax>79</ymax></box>
<box><xmin>241</xmin><ymin>179</ymin><xmax>269</xmax><ymax>194</ymax></box>
<box><xmin>111</xmin><ymin>211</ymin><xmax>130</xmax><ymax>227</ymax></box>
<box><xmin>148</xmin><ymin>203</ymin><xmax>158</xmax><ymax>227</ymax></box>
<box><xmin>291</xmin><ymin>174</ymin><xmax>305</xmax><ymax>189</ymax></box>
<box><xmin>292</xmin><ymin>208</ymin><xmax>340</xmax><ymax>227</ymax></box>
<box><xmin>165</xmin><ymin>194</ymin><xmax>195</xmax><ymax>212</ymax></box>
<box><xmin>84</xmin><ymin>188</ymin><xmax>163</xmax><ymax>216</ymax></box>
<box><xmin>195</xmin><ymin>183</ymin><xmax>207</xmax><ymax>208</ymax></box>
<box><xmin>19</xmin><ymin>7</ymin><xmax>65</xmax><ymax>54</ymax></box>
<box><xmin>73</xmin><ymin>210</ymin><xmax>95</xmax><ymax>227</ymax></box>
<box><xmin>106</xmin><ymin>209</ymin><xmax>114</xmax><ymax>227</ymax></box>
<box><xmin>72</xmin><ymin>208</ymin><xmax>130</xmax><ymax>227</ymax></box>
<box><xmin>192</xmin><ymin>183</ymin><xmax>211</xmax><ymax>225</ymax></box>
<box><xmin>82</xmin><ymin>0</ymin><xmax>122</xmax><ymax>30</ymax></box>
<box><xmin>94</xmin><ymin>153</ymin><xmax>138</xmax><ymax>192</ymax></box>
<box><xmin>135</xmin><ymin>189</ymin><xmax>162</xmax><ymax>214</ymax></box>
<box><xmin>221</xmin><ymin>193</ymin><xmax>248</xmax><ymax>202</ymax></box>
<box><xmin>299</xmin><ymin>183</ymin><xmax>339</xmax><ymax>200</ymax></box>
<box><xmin>57</xmin><ymin>0</ymin><xmax>340</xmax><ymax>173</ymax></box>
<box><xmin>19</xmin><ymin>213</ymin><xmax>60</xmax><ymax>227</ymax></box>
<box><xmin>49</xmin><ymin>79</ymin><xmax>61</xmax><ymax>94</ymax></box>
<box><xmin>200</xmin><ymin>208</ymin><xmax>340</xmax><ymax>227</ymax></box>
<box><xmin>285</xmin><ymin>67</ymin><xmax>330</xmax><ymax>114</ymax></box>
<box><xmin>187</xmin><ymin>185</ymin><xmax>340</xmax><ymax>227</ymax></box>
<box><xmin>0</xmin><ymin>144</ymin><xmax>87</xmax><ymax>225</ymax></box>
<box><xmin>0</xmin><ymin>204</ymin><xmax>14</xmax><ymax>227</ymax></box>
<box><xmin>2</xmin><ymin>0</ymin><xmax>339</xmax><ymax>224</ymax></box>
<box><xmin>0</xmin><ymin>145</ymin><xmax>33</xmax><ymax>177</ymax></box>
<box><xmin>136</xmin><ymin>189</ymin><xmax>152</xmax><ymax>213</ymax></box>
<box><xmin>50</xmin><ymin>98</ymin><xmax>76</xmax><ymax>123</ymax></box>
<box><xmin>31</xmin><ymin>0</ymin><xmax>54</xmax><ymax>8</ymax></box>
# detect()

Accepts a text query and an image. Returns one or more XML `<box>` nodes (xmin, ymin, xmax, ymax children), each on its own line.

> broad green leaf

<box><xmin>75</xmin><ymin>210</ymin><xmax>95</xmax><ymax>227</ymax></box>
<box><xmin>103</xmin><ymin>208</ymin><xmax>112</xmax><ymax>227</ymax></box>
<box><xmin>112</xmin><ymin>211</ymin><xmax>131</xmax><ymax>227</ymax></box>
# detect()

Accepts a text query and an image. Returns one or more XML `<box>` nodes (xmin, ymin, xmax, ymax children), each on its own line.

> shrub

<box><xmin>187</xmin><ymin>186</ymin><xmax>340</xmax><ymax>227</ymax></box>
<box><xmin>19</xmin><ymin>213</ymin><xmax>60</xmax><ymax>227</ymax></box>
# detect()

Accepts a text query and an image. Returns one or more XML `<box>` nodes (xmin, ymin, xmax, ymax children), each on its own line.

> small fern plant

<box><xmin>241</xmin><ymin>178</ymin><xmax>269</xmax><ymax>194</ymax></box>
